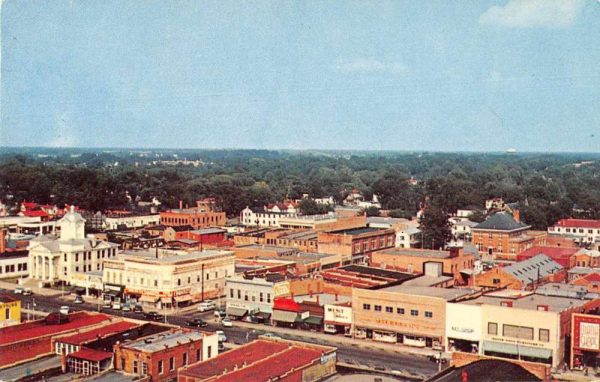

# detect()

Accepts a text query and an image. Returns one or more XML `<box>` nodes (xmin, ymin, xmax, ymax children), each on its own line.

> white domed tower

<box><xmin>59</xmin><ymin>206</ymin><xmax>86</xmax><ymax>240</ymax></box>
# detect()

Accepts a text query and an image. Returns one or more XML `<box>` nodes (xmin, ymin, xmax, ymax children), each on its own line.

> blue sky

<box><xmin>1</xmin><ymin>0</ymin><xmax>599</xmax><ymax>151</ymax></box>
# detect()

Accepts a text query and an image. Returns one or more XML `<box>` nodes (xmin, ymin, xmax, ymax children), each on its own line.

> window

<box><xmin>154</xmin><ymin>280</ymin><xmax>158</xmax><ymax>287</ymax></box>
<box><xmin>133</xmin><ymin>360</ymin><xmax>138</xmax><ymax>374</ymax></box>
<box><xmin>410</xmin><ymin>309</ymin><xmax>419</xmax><ymax>316</ymax></box>
<box><xmin>493</xmin><ymin>278</ymin><xmax>500</xmax><ymax>284</ymax></box>
<box><xmin>188</xmin><ymin>277</ymin><xmax>191</xmax><ymax>284</ymax></box>
<box><xmin>397</xmin><ymin>308</ymin><xmax>405</xmax><ymax>315</ymax></box>
<box><xmin>267</xmin><ymin>293</ymin><xmax>271</xmax><ymax>303</ymax></box>
<box><xmin>230</xmin><ymin>289</ymin><xmax>234</xmax><ymax>298</ymax></box>
<box><xmin>5</xmin><ymin>308</ymin><xmax>9</xmax><ymax>320</ymax></box>
<box><xmin>237</xmin><ymin>289</ymin><xmax>241</xmax><ymax>299</ymax></box>
<box><xmin>182</xmin><ymin>352</ymin><xmax>187</xmax><ymax>366</ymax></box>
<box><xmin>244</xmin><ymin>293</ymin><xmax>248</xmax><ymax>301</ymax></box>
<box><xmin>374</xmin><ymin>305</ymin><xmax>382</xmax><ymax>312</ymax></box>
<box><xmin>177</xmin><ymin>279</ymin><xmax>181</xmax><ymax>286</ymax></box>
<box><xmin>196</xmin><ymin>349</ymin><xmax>201</xmax><ymax>361</ymax></box>
<box><xmin>142</xmin><ymin>362</ymin><xmax>148</xmax><ymax>375</ymax></box>
<box><xmin>260</xmin><ymin>292</ymin><xmax>264</xmax><ymax>302</ymax></box>
<box><xmin>169</xmin><ymin>356</ymin><xmax>174</xmax><ymax>371</ymax></box>
<box><xmin>503</xmin><ymin>325</ymin><xmax>534</xmax><ymax>340</ymax></box>
<box><xmin>158</xmin><ymin>360</ymin><xmax>163</xmax><ymax>375</ymax></box>
<box><xmin>385</xmin><ymin>306</ymin><xmax>393</xmax><ymax>313</ymax></box>
<box><xmin>425</xmin><ymin>311</ymin><xmax>433</xmax><ymax>318</ymax></box>
<box><xmin>488</xmin><ymin>322</ymin><xmax>498</xmax><ymax>335</ymax></box>
<box><xmin>539</xmin><ymin>329</ymin><xmax>550</xmax><ymax>342</ymax></box>
<box><xmin>121</xmin><ymin>357</ymin><xmax>125</xmax><ymax>369</ymax></box>
<box><xmin>363</xmin><ymin>303</ymin><xmax>371</xmax><ymax>310</ymax></box>
<box><xmin>207</xmin><ymin>345</ymin><xmax>212</xmax><ymax>358</ymax></box>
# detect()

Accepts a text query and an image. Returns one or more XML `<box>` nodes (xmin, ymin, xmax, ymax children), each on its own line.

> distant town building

<box><xmin>160</xmin><ymin>200</ymin><xmax>226</xmax><ymax>229</ymax></box>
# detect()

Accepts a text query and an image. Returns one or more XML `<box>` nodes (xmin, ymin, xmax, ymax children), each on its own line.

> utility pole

<box><xmin>201</xmin><ymin>263</ymin><xmax>205</xmax><ymax>301</ymax></box>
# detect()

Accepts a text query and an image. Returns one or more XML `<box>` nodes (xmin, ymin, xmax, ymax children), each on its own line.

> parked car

<box><xmin>132</xmin><ymin>304</ymin><xmax>143</xmax><ymax>313</ymax></box>
<box><xmin>112</xmin><ymin>301</ymin><xmax>122</xmax><ymax>310</ymax></box>
<box><xmin>143</xmin><ymin>311</ymin><xmax>164</xmax><ymax>321</ymax></box>
<box><xmin>216</xmin><ymin>330</ymin><xmax>227</xmax><ymax>342</ymax></box>
<box><xmin>218</xmin><ymin>342</ymin><xmax>225</xmax><ymax>351</ymax></box>
<box><xmin>74</xmin><ymin>295</ymin><xmax>84</xmax><ymax>304</ymax></box>
<box><xmin>197</xmin><ymin>300</ymin><xmax>216</xmax><ymax>312</ymax></box>
<box><xmin>14</xmin><ymin>287</ymin><xmax>24</xmax><ymax>294</ymax></box>
<box><xmin>187</xmin><ymin>318</ymin><xmax>208</xmax><ymax>328</ymax></box>
<box><xmin>59</xmin><ymin>306</ymin><xmax>70</xmax><ymax>315</ymax></box>
<box><xmin>214</xmin><ymin>309</ymin><xmax>226</xmax><ymax>319</ymax></box>
<box><xmin>102</xmin><ymin>300</ymin><xmax>112</xmax><ymax>309</ymax></box>
<box><xmin>121</xmin><ymin>303</ymin><xmax>132</xmax><ymax>312</ymax></box>
<box><xmin>262</xmin><ymin>332</ymin><xmax>279</xmax><ymax>339</ymax></box>
<box><xmin>221</xmin><ymin>317</ymin><xmax>233</xmax><ymax>327</ymax></box>
<box><xmin>23</xmin><ymin>288</ymin><xmax>33</xmax><ymax>295</ymax></box>
<box><xmin>427</xmin><ymin>354</ymin><xmax>448</xmax><ymax>365</ymax></box>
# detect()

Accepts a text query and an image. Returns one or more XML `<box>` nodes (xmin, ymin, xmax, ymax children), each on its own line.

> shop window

<box><xmin>488</xmin><ymin>322</ymin><xmax>497</xmax><ymax>335</ymax></box>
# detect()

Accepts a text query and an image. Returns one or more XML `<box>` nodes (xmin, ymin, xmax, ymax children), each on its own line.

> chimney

<box><xmin>335</xmin><ymin>293</ymin><xmax>338</xmax><ymax>302</ymax></box>
<box><xmin>513</xmin><ymin>209</ymin><xmax>520</xmax><ymax>222</ymax></box>
<box><xmin>0</xmin><ymin>229</ymin><xmax>6</xmax><ymax>254</ymax></box>
<box><xmin>179</xmin><ymin>200</ymin><xmax>183</xmax><ymax>210</ymax></box>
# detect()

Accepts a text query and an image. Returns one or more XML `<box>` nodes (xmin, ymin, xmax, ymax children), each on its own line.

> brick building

<box><xmin>471</xmin><ymin>212</ymin><xmax>546</xmax><ymax>260</ymax></box>
<box><xmin>114</xmin><ymin>328</ymin><xmax>218</xmax><ymax>382</ymax></box>
<box><xmin>570</xmin><ymin>273</ymin><xmax>600</xmax><ymax>293</ymax></box>
<box><xmin>178</xmin><ymin>338</ymin><xmax>337</xmax><ymax>382</ymax></box>
<box><xmin>317</xmin><ymin>227</ymin><xmax>395</xmax><ymax>265</ymax></box>
<box><xmin>474</xmin><ymin>254</ymin><xmax>565</xmax><ymax>290</ymax></box>
<box><xmin>516</xmin><ymin>246</ymin><xmax>580</xmax><ymax>268</ymax></box>
<box><xmin>160</xmin><ymin>201</ymin><xmax>226</xmax><ymax>229</ymax></box>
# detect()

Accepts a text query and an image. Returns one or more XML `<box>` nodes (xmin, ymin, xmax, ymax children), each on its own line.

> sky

<box><xmin>1</xmin><ymin>0</ymin><xmax>599</xmax><ymax>152</ymax></box>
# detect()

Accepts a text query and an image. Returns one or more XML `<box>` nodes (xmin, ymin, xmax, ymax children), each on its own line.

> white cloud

<box><xmin>479</xmin><ymin>0</ymin><xmax>585</xmax><ymax>28</ymax></box>
<box><xmin>336</xmin><ymin>58</ymin><xmax>408</xmax><ymax>75</ymax></box>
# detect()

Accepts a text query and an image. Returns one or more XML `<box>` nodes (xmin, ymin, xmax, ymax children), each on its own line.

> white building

<box><xmin>104</xmin><ymin>214</ymin><xmax>160</xmax><ymax>231</ymax></box>
<box><xmin>225</xmin><ymin>274</ymin><xmax>290</xmax><ymax>320</ymax></box>
<box><xmin>239</xmin><ymin>206</ymin><xmax>296</xmax><ymax>228</ymax></box>
<box><xmin>548</xmin><ymin>219</ymin><xmax>600</xmax><ymax>245</ymax></box>
<box><xmin>396</xmin><ymin>225</ymin><xmax>421</xmax><ymax>248</ymax></box>
<box><xmin>28</xmin><ymin>206</ymin><xmax>118</xmax><ymax>286</ymax></box>
<box><xmin>449</xmin><ymin>217</ymin><xmax>477</xmax><ymax>240</ymax></box>
<box><xmin>103</xmin><ymin>248</ymin><xmax>235</xmax><ymax>309</ymax></box>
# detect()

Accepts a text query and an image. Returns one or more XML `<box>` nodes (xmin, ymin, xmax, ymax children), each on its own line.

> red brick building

<box><xmin>160</xmin><ymin>200</ymin><xmax>226</xmax><ymax>229</ymax></box>
<box><xmin>517</xmin><ymin>246</ymin><xmax>580</xmax><ymax>268</ymax></box>
<box><xmin>178</xmin><ymin>338</ymin><xmax>337</xmax><ymax>382</ymax></box>
<box><xmin>571</xmin><ymin>313</ymin><xmax>600</xmax><ymax>369</ymax></box>
<box><xmin>317</xmin><ymin>227</ymin><xmax>395</xmax><ymax>265</ymax></box>
<box><xmin>114</xmin><ymin>328</ymin><xmax>218</xmax><ymax>382</ymax></box>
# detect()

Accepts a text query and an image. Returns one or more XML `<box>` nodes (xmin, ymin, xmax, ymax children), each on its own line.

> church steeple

<box><xmin>59</xmin><ymin>205</ymin><xmax>86</xmax><ymax>240</ymax></box>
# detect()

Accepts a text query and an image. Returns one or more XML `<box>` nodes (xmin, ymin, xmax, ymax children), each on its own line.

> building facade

<box><xmin>225</xmin><ymin>275</ymin><xmax>290</xmax><ymax>320</ymax></box>
<box><xmin>317</xmin><ymin>227</ymin><xmax>395</xmax><ymax>265</ymax></box>
<box><xmin>160</xmin><ymin>202</ymin><xmax>226</xmax><ymax>229</ymax></box>
<box><xmin>548</xmin><ymin>219</ymin><xmax>600</xmax><ymax>245</ymax></box>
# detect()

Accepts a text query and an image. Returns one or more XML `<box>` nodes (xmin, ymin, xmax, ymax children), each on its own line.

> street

<box><xmin>3</xmin><ymin>288</ymin><xmax>440</xmax><ymax>378</ymax></box>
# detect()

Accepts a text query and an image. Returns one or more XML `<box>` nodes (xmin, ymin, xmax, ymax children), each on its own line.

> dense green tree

<box><xmin>418</xmin><ymin>205</ymin><xmax>452</xmax><ymax>250</ymax></box>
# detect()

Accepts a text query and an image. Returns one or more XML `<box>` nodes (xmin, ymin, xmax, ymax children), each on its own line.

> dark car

<box><xmin>143</xmin><ymin>311</ymin><xmax>164</xmax><ymax>321</ymax></box>
<box><xmin>133</xmin><ymin>304</ymin><xmax>143</xmax><ymax>313</ymax></box>
<box><xmin>187</xmin><ymin>318</ymin><xmax>208</xmax><ymax>328</ymax></box>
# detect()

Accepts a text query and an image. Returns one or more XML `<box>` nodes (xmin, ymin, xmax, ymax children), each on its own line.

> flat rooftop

<box><xmin>460</xmin><ymin>292</ymin><xmax>589</xmax><ymax>312</ymax></box>
<box><xmin>327</xmin><ymin>227</ymin><xmax>385</xmax><ymax>235</ymax></box>
<box><xmin>236</xmin><ymin>244</ymin><xmax>296</xmax><ymax>254</ymax></box>
<box><xmin>118</xmin><ymin>249</ymin><xmax>232</xmax><ymax>263</ymax></box>
<box><xmin>293</xmin><ymin>293</ymin><xmax>352</xmax><ymax>305</ymax></box>
<box><xmin>321</xmin><ymin>265</ymin><xmax>415</xmax><ymax>288</ymax></box>
<box><xmin>58</xmin><ymin>321</ymin><xmax>139</xmax><ymax>345</ymax></box>
<box><xmin>377</xmin><ymin>248</ymin><xmax>456</xmax><ymax>259</ymax></box>
<box><xmin>402</xmin><ymin>274</ymin><xmax>453</xmax><ymax>287</ymax></box>
<box><xmin>121</xmin><ymin>330</ymin><xmax>205</xmax><ymax>353</ymax></box>
<box><xmin>277</xmin><ymin>230</ymin><xmax>318</xmax><ymax>240</ymax></box>
<box><xmin>379</xmin><ymin>285</ymin><xmax>477</xmax><ymax>300</ymax></box>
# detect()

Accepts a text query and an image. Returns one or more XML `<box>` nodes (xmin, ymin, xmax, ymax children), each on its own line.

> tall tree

<box><xmin>418</xmin><ymin>205</ymin><xmax>452</xmax><ymax>250</ymax></box>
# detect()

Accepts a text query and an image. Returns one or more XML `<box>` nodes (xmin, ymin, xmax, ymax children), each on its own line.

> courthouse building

<box><xmin>28</xmin><ymin>206</ymin><xmax>117</xmax><ymax>286</ymax></box>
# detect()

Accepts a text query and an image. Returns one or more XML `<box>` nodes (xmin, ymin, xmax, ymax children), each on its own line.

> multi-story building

<box><xmin>0</xmin><ymin>295</ymin><xmax>20</xmax><ymax>328</ymax></box>
<box><xmin>114</xmin><ymin>328</ymin><xmax>218</xmax><ymax>382</ymax></box>
<box><xmin>471</xmin><ymin>212</ymin><xmax>546</xmax><ymax>260</ymax></box>
<box><xmin>239</xmin><ymin>206</ymin><xmax>296</xmax><ymax>228</ymax></box>
<box><xmin>352</xmin><ymin>285</ymin><xmax>477</xmax><ymax>349</ymax></box>
<box><xmin>102</xmin><ymin>249</ymin><xmax>235</xmax><ymax>309</ymax></box>
<box><xmin>28</xmin><ymin>207</ymin><xmax>118</xmax><ymax>286</ymax></box>
<box><xmin>225</xmin><ymin>274</ymin><xmax>290</xmax><ymax>321</ymax></box>
<box><xmin>160</xmin><ymin>201</ymin><xmax>226</xmax><ymax>229</ymax></box>
<box><xmin>548</xmin><ymin>219</ymin><xmax>600</xmax><ymax>245</ymax></box>
<box><xmin>371</xmin><ymin>246</ymin><xmax>475</xmax><ymax>284</ymax></box>
<box><xmin>571</xmin><ymin>313</ymin><xmax>600</xmax><ymax>369</ymax></box>
<box><xmin>317</xmin><ymin>227</ymin><xmax>395</xmax><ymax>265</ymax></box>
<box><xmin>447</xmin><ymin>289</ymin><xmax>600</xmax><ymax>368</ymax></box>
<box><xmin>104</xmin><ymin>213</ymin><xmax>160</xmax><ymax>231</ymax></box>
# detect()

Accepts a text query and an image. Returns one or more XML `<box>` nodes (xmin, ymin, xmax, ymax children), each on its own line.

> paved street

<box><xmin>2</xmin><ymin>287</ymin><xmax>441</xmax><ymax>378</ymax></box>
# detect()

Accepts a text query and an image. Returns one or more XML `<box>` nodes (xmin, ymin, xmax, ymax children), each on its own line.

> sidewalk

<box><xmin>232</xmin><ymin>320</ymin><xmax>446</xmax><ymax>358</ymax></box>
<box><xmin>0</xmin><ymin>279</ymin><xmax>61</xmax><ymax>297</ymax></box>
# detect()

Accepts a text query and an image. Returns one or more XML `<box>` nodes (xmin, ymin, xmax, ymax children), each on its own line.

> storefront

<box><xmin>226</xmin><ymin>307</ymin><xmax>248</xmax><ymax>320</ymax></box>
<box><xmin>446</xmin><ymin>303</ymin><xmax>481</xmax><ymax>353</ymax></box>
<box><xmin>571</xmin><ymin>313</ymin><xmax>600</xmax><ymax>369</ymax></box>
<box><xmin>102</xmin><ymin>283</ymin><xmax>124</xmax><ymax>305</ymax></box>
<box><xmin>272</xmin><ymin>309</ymin><xmax>299</xmax><ymax>328</ymax></box>
<box><xmin>483</xmin><ymin>340</ymin><xmax>553</xmax><ymax>365</ymax></box>
<box><xmin>324</xmin><ymin>303</ymin><xmax>352</xmax><ymax>336</ymax></box>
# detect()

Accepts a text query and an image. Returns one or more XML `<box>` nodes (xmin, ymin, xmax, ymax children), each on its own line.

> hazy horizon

<box><xmin>2</xmin><ymin>1</ymin><xmax>599</xmax><ymax>152</ymax></box>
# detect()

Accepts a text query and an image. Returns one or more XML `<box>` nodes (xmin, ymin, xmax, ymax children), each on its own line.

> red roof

<box><xmin>516</xmin><ymin>246</ymin><xmax>579</xmax><ymax>267</ymax></box>
<box><xmin>0</xmin><ymin>312</ymin><xmax>110</xmax><ymax>345</ymax></box>
<box><xmin>69</xmin><ymin>348</ymin><xmax>113</xmax><ymax>362</ymax></box>
<box><xmin>57</xmin><ymin>321</ymin><xmax>138</xmax><ymax>345</ymax></box>
<box><xmin>180</xmin><ymin>340</ymin><xmax>289</xmax><ymax>379</ymax></box>
<box><xmin>22</xmin><ymin>210</ymin><xmax>49</xmax><ymax>217</ymax></box>
<box><xmin>273</xmin><ymin>297</ymin><xmax>301</xmax><ymax>312</ymax></box>
<box><xmin>212</xmin><ymin>346</ymin><xmax>324</xmax><ymax>382</ymax></box>
<box><xmin>577</xmin><ymin>273</ymin><xmax>600</xmax><ymax>283</ymax></box>
<box><xmin>553</xmin><ymin>219</ymin><xmax>600</xmax><ymax>229</ymax></box>
<box><xmin>21</xmin><ymin>202</ymin><xmax>38</xmax><ymax>209</ymax></box>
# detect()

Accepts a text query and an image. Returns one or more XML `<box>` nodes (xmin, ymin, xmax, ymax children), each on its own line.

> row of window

<box><xmin>487</xmin><ymin>322</ymin><xmax>549</xmax><ymax>342</ymax></box>
<box><xmin>362</xmin><ymin>303</ymin><xmax>433</xmax><ymax>318</ymax></box>
<box><xmin>352</xmin><ymin>236</ymin><xmax>394</xmax><ymax>254</ymax></box>
<box><xmin>67</xmin><ymin>248</ymin><xmax>116</xmax><ymax>263</ymax></box>
<box><xmin>0</xmin><ymin>263</ymin><xmax>27</xmax><ymax>274</ymax></box>
<box><xmin>124</xmin><ymin>346</ymin><xmax>211</xmax><ymax>376</ymax></box>
<box><xmin>554</xmin><ymin>227</ymin><xmax>599</xmax><ymax>234</ymax></box>
<box><xmin>106</xmin><ymin>269</ymin><xmax>228</xmax><ymax>288</ymax></box>
<box><xmin>229</xmin><ymin>288</ymin><xmax>272</xmax><ymax>303</ymax></box>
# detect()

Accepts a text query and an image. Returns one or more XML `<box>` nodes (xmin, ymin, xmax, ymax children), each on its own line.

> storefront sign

<box><xmin>580</xmin><ymin>322</ymin><xmax>600</xmax><ymax>350</ymax></box>
<box><xmin>451</xmin><ymin>326</ymin><xmax>474</xmax><ymax>334</ymax></box>
<box><xmin>273</xmin><ymin>282</ymin><xmax>290</xmax><ymax>297</ymax></box>
<box><xmin>324</xmin><ymin>305</ymin><xmax>352</xmax><ymax>324</ymax></box>
<box><xmin>320</xmin><ymin>352</ymin><xmax>336</xmax><ymax>365</ymax></box>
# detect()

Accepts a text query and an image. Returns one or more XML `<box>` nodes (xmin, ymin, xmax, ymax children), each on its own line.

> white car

<box><xmin>215</xmin><ymin>330</ymin><xmax>227</xmax><ymax>342</ymax></box>
<box><xmin>221</xmin><ymin>318</ymin><xmax>233</xmax><ymax>327</ymax></box>
<box><xmin>14</xmin><ymin>287</ymin><xmax>24</xmax><ymax>294</ymax></box>
<box><xmin>197</xmin><ymin>300</ymin><xmax>216</xmax><ymax>312</ymax></box>
<box><xmin>59</xmin><ymin>306</ymin><xmax>70</xmax><ymax>315</ymax></box>
<box><xmin>112</xmin><ymin>301</ymin><xmax>122</xmax><ymax>310</ymax></box>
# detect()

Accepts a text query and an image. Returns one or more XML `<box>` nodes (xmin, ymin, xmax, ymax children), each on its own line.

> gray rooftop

<box><xmin>378</xmin><ymin>248</ymin><xmax>456</xmax><ymax>259</ymax></box>
<box><xmin>402</xmin><ymin>274</ymin><xmax>453</xmax><ymax>287</ymax></box>
<box><xmin>535</xmin><ymin>283</ymin><xmax>598</xmax><ymax>300</ymax></box>
<box><xmin>190</xmin><ymin>228</ymin><xmax>226</xmax><ymax>235</ymax></box>
<box><xmin>503</xmin><ymin>254</ymin><xmax>562</xmax><ymax>284</ymax></box>
<box><xmin>378</xmin><ymin>285</ymin><xmax>477</xmax><ymax>300</ymax></box>
<box><xmin>473</xmin><ymin>212</ymin><xmax>530</xmax><ymax>231</ymax></box>
<box><xmin>461</xmin><ymin>292</ymin><xmax>588</xmax><ymax>312</ymax></box>
<box><xmin>119</xmin><ymin>249</ymin><xmax>233</xmax><ymax>263</ymax></box>
<box><xmin>122</xmin><ymin>330</ymin><xmax>205</xmax><ymax>352</ymax></box>
<box><xmin>277</xmin><ymin>230</ymin><xmax>318</xmax><ymax>240</ymax></box>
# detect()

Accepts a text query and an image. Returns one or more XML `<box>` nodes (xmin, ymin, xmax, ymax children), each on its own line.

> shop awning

<box><xmin>272</xmin><ymin>310</ymin><xmax>298</xmax><ymax>323</ymax></box>
<box><xmin>103</xmin><ymin>290</ymin><xmax>120</xmax><ymax>297</ymax></box>
<box><xmin>304</xmin><ymin>316</ymin><xmax>323</xmax><ymax>326</ymax></box>
<box><xmin>460</xmin><ymin>269</ymin><xmax>474</xmax><ymax>275</ymax></box>
<box><xmin>159</xmin><ymin>297</ymin><xmax>172</xmax><ymax>304</ymax></box>
<box><xmin>519</xmin><ymin>346</ymin><xmax>552</xmax><ymax>359</ymax></box>
<box><xmin>174</xmin><ymin>295</ymin><xmax>193</xmax><ymax>303</ymax></box>
<box><xmin>226</xmin><ymin>307</ymin><xmax>248</xmax><ymax>318</ymax></box>
<box><xmin>254</xmin><ymin>311</ymin><xmax>271</xmax><ymax>320</ymax></box>
<box><xmin>139</xmin><ymin>295</ymin><xmax>158</xmax><ymax>303</ymax></box>
<box><xmin>483</xmin><ymin>341</ymin><xmax>518</xmax><ymax>355</ymax></box>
